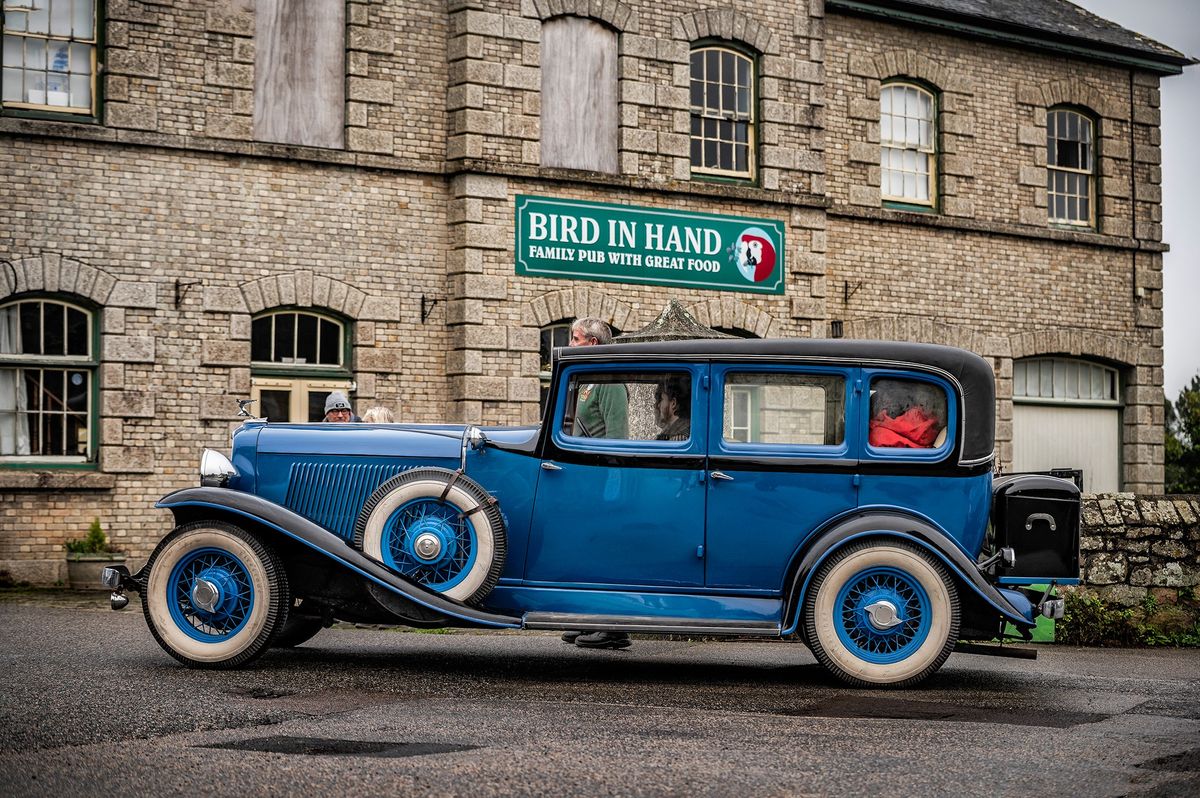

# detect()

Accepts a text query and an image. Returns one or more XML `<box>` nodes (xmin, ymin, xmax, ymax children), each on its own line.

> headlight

<box><xmin>200</xmin><ymin>448</ymin><xmax>237</xmax><ymax>487</ymax></box>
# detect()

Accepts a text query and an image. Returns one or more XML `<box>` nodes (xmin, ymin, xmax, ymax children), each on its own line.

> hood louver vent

<box><xmin>284</xmin><ymin>462</ymin><xmax>410</xmax><ymax>541</ymax></box>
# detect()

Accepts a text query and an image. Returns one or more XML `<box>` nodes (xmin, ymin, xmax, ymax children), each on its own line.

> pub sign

<box><xmin>515</xmin><ymin>195</ymin><xmax>786</xmax><ymax>295</ymax></box>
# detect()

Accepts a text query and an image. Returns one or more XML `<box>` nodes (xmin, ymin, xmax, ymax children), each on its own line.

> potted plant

<box><xmin>64</xmin><ymin>519</ymin><xmax>127</xmax><ymax>590</ymax></box>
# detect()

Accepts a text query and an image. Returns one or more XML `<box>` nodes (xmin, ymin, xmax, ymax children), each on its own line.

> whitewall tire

<box><xmin>803</xmin><ymin>540</ymin><xmax>959</xmax><ymax>688</ymax></box>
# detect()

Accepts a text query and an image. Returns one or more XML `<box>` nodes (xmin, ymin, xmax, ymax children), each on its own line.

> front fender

<box><xmin>156</xmin><ymin>487</ymin><xmax>521</xmax><ymax>629</ymax></box>
<box><xmin>781</xmin><ymin>511</ymin><xmax>1035</xmax><ymax>635</ymax></box>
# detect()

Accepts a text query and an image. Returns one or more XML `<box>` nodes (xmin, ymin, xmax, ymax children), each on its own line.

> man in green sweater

<box><xmin>567</xmin><ymin>317</ymin><xmax>628</xmax><ymax>439</ymax></box>
<box><xmin>562</xmin><ymin>317</ymin><xmax>632</xmax><ymax>650</ymax></box>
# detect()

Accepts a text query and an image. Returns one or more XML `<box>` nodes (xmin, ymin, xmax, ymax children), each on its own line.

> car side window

<box><xmin>722</xmin><ymin>372</ymin><xmax>845</xmax><ymax>445</ymax></box>
<box><xmin>562</xmin><ymin>371</ymin><xmax>692</xmax><ymax>442</ymax></box>
<box><xmin>868</xmin><ymin>377</ymin><xmax>948</xmax><ymax>449</ymax></box>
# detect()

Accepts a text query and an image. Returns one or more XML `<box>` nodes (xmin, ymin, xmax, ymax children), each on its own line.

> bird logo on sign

<box><xmin>732</xmin><ymin>227</ymin><xmax>777</xmax><ymax>283</ymax></box>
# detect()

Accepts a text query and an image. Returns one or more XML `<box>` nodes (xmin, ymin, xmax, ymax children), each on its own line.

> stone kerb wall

<box><xmin>1081</xmin><ymin>494</ymin><xmax>1200</xmax><ymax>604</ymax></box>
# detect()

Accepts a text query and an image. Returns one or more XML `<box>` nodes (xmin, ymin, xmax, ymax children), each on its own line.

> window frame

<box><xmin>710</xmin><ymin>364</ymin><xmax>852</xmax><ymax>458</ymax></box>
<box><xmin>250</xmin><ymin>375</ymin><xmax>356</xmax><ymax>423</ymax></box>
<box><xmin>864</xmin><ymin>372</ymin><xmax>953</xmax><ymax>458</ymax></box>
<box><xmin>1</xmin><ymin>0</ymin><xmax>104</xmax><ymax>123</ymax></box>
<box><xmin>689</xmin><ymin>41</ymin><xmax>757</xmax><ymax>182</ymax></box>
<box><xmin>249</xmin><ymin>307</ymin><xmax>352</xmax><ymax>378</ymax></box>
<box><xmin>551</xmin><ymin>364</ymin><xmax>703</xmax><ymax>455</ymax></box>
<box><xmin>860</xmin><ymin>370</ymin><xmax>956</xmax><ymax>464</ymax></box>
<box><xmin>0</xmin><ymin>294</ymin><xmax>100</xmax><ymax>468</ymax></box>
<box><xmin>1013</xmin><ymin>357</ymin><xmax>1119</xmax><ymax>408</ymax></box>
<box><xmin>879</xmin><ymin>79</ymin><xmax>939</xmax><ymax>210</ymax></box>
<box><xmin>1045</xmin><ymin>106</ymin><xmax>1097</xmax><ymax>229</ymax></box>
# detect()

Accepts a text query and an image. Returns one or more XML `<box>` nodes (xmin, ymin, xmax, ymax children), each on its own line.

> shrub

<box><xmin>64</xmin><ymin>518</ymin><xmax>119</xmax><ymax>555</ymax></box>
<box><xmin>1058</xmin><ymin>588</ymin><xmax>1200</xmax><ymax>647</ymax></box>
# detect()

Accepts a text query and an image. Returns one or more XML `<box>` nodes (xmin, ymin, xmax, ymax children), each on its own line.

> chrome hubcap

<box><xmin>191</xmin><ymin>578</ymin><xmax>220</xmax><ymax>613</ymax></box>
<box><xmin>413</xmin><ymin>532</ymin><xmax>443</xmax><ymax>562</ymax></box>
<box><xmin>864</xmin><ymin>599</ymin><xmax>903</xmax><ymax>630</ymax></box>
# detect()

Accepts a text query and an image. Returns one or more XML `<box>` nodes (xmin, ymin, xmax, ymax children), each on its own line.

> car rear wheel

<box><xmin>353</xmin><ymin>467</ymin><xmax>506</xmax><ymax>605</ymax></box>
<box><xmin>143</xmin><ymin>521</ymin><xmax>289</xmax><ymax>668</ymax></box>
<box><xmin>803</xmin><ymin>540</ymin><xmax>959</xmax><ymax>688</ymax></box>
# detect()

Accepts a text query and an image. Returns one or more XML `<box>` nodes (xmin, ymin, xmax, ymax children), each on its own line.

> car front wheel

<box><xmin>803</xmin><ymin>540</ymin><xmax>959</xmax><ymax>688</ymax></box>
<box><xmin>142</xmin><ymin>521</ymin><xmax>289</xmax><ymax>668</ymax></box>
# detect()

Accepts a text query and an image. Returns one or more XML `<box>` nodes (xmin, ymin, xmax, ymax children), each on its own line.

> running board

<box><xmin>954</xmin><ymin>642</ymin><xmax>1038</xmax><ymax>660</ymax></box>
<box><xmin>523</xmin><ymin>613</ymin><xmax>781</xmax><ymax>636</ymax></box>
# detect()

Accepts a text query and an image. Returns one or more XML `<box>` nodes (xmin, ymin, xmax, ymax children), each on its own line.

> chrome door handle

<box><xmin>540</xmin><ymin>462</ymin><xmax>562</xmax><ymax>471</ymax></box>
<box><xmin>709</xmin><ymin>470</ymin><xmax>733</xmax><ymax>481</ymax></box>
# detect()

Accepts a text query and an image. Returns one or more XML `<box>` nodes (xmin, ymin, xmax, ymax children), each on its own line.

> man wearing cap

<box><xmin>323</xmin><ymin>391</ymin><xmax>354</xmax><ymax>422</ymax></box>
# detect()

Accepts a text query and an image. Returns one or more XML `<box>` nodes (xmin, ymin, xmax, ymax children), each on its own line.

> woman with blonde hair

<box><xmin>361</xmin><ymin>406</ymin><xmax>395</xmax><ymax>423</ymax></box>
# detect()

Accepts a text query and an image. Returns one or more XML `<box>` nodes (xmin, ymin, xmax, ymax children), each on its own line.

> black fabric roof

<box><xmin>557</xmin><ymin>338</ymin><xmax>996</xmax><ymax>463</ymax></box>
<box><xmin>833</xmin><ymin>0</ymin><xmax>1195</xmax><ymax>69</ymax></box>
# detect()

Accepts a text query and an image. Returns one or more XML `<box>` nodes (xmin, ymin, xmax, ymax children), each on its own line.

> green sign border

<box><xmin>514</xmin><ymin>195</ymin><xmax>786</xmax><ymax>295</ymax></box>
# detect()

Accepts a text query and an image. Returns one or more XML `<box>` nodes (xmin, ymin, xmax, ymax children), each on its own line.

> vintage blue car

<box><xmin>105</xmin><ymin>339</ymin><xmax>1080</xmax><ymax>687</ymax></box>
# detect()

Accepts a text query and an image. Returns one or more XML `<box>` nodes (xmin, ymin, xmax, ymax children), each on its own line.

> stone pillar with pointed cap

<box><xmin>613</xmin><ymin>299</ymin><xmax>736</xmax><ymax>343</ymax></box>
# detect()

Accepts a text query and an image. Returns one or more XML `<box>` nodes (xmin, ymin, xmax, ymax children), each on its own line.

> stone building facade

<box><xmin>0</xmin><ymin>0</ymin><xmax>1192</xmax><ymax>584</ymax></box>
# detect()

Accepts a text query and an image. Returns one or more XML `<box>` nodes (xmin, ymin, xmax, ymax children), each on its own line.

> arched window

<box><xmin>880</xmin><ymin>81</ymin><xmax>937</xmax><ymax>206</ymax></box>
<box><xmin>0</xmin><ymin>296</ymin><xmax>97</xmax><ymax>462</ymax></box>
<box><xmin>250</xmin><ymin>309</ymin><xmax>352</xmax><ymax>422</ymax></box>
<box><xmin>690</xmin><ymin>44</ymin><xmax>755</xmax><ymax>179</ymax></box>
<box><xmin>1046</xmin><ymin>107</ymin><xmax>1095</xmax><ymax>226</ymax></box>
<box><xmin>1014</xmin><ymin>357</ymin><xmax>1117</xmax><ymax>404</ymax></box>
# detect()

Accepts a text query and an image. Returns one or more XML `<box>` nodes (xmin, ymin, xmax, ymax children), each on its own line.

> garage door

<box><xmin>1011</xmin><ymin>357</ymin><xmax>1121</xmax><ymax>493</ymax></box>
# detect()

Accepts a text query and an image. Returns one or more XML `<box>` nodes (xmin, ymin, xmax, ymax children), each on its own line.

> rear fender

<box><xmin>156</xmin><ymin>487</ymin><xmax>520</xmax><ymax>629</ymax></box>
<box><xmin>781</xmin><ymin>510</ymin><xmax>1035</xmax><ymax>635</ymax></box>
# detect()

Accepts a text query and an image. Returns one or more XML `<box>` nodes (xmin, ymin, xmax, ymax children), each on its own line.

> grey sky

<box><xmin>1073</xmin><ymin>0</ymin><xmax>1199</xmax><ymax>398</ymax></box>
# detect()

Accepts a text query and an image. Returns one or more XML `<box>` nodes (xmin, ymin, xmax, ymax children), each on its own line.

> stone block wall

<box><xmin>1081</xmin><ymin>494</ymin><xmax>1200</xmax><ymax>604</ymax></box>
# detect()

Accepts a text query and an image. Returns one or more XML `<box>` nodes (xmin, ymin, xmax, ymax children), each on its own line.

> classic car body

<box><xmin>106</xmin><ymin>339</ymin><xmax>1080</xmax><ymax>687</ymax></box>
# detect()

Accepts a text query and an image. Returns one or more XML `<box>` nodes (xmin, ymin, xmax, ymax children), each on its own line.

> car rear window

<box><xmin>868</xmin><ymin>377</ymin><xmax>948</xmax><ymax>449</ymax></box>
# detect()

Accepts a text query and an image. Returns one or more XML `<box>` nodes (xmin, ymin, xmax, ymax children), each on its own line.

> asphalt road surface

<box><xmin>1</xmin><ymin>592</ymin><xmax>1198</xmax><ymax>797</ymax></box>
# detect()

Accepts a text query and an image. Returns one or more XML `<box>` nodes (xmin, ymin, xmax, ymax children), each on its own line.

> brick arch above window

<box><xmin>688</xmin><ymin>298</ymin><xmax>776</xmax><ymax>339</ymax></box>
<box><xmin>523</xmin><ymin>287</ymin><xmax>635</xmax><ymax>332</ymax></box>
<box><xmin>861</xmin><ymin>52</ymin><xmax>971</xmax><ymax>95</ymax></box>
<box><xmin>672</xmin><ymin>8</ymin><xmax>778</xmax><ymax>55</ymax></box>
<box><xmin>1018</xmin><ymin>78</ymin><xmax>1126</xmax><ymax>123</ymax></box>
<box><xmin>238</xmin><ymin>271</ymin><xmax>368</xmax><ymax>320</ymax></box>
<box><xmin>1009</xmin><ymin>329</ymin><xmax>1137</xmax><ymax>368</ymax></box>
<box><xmin>1</xmin><ymin>253</ymin><xmax>118</xmax><ymax>308</ymax></box>
<box><xmin>530</xmin><ymin>0</ymin><xmax>639</xmax><ymax>32</ymax></box>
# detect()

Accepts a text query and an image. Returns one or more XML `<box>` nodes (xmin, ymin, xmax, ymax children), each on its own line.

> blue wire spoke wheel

<box><xmin>143</xmin><ymin>521</ymin><xmax>289</xmax><ymax>669</ymax></box>
<box><xmin>804</xmin><ymin>540</ymin><xmax>959</xmax><ymax>688</ymax></box>
<box><xmin>833</xmin><ymin>566</ymin><xmax>931</xmax><ymax>664</ymax></box>
<box><xmin>355</xmin><ymin>468</ymin><xmax>507</xmax><ymax>605</ymax></box>
<box><xmin>380</xmin><ymin>498</ymin><xmax>479</xmax><ymax>592</ymax></box>
<box><xmin>166</xmin><ymin>547</ymin><xmax>256</xmax><ymax>642</ymax></box>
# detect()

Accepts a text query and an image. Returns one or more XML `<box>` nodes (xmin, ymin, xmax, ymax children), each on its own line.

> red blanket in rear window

<box><xmin>869</xmin><ymin>407</ymin><xmax>940</xmax><ymax>448</ymax></box>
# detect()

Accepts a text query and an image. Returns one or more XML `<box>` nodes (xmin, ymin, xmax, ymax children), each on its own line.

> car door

<box><xmin>705</xmin><ymin>364</ymin><xmax>860</xmax><ymax>590</ymax></box>
<box><xmin>524</xmin><ymin>364</ymin><xmax>708</xmax><ymax>588</ymax></box>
